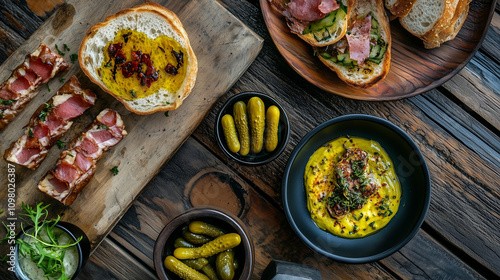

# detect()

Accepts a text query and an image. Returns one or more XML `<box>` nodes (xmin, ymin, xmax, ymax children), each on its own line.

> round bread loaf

<box><xmin>79</xmin><ymin>2</ymin><xmax>198</xmax><ymax>114</ymax></box>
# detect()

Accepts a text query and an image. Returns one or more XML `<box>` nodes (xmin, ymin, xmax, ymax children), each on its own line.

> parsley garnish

<box><xmin>28</xmin><ymin>128</ymin><xmax>33</xmax><ymax>138</ymax></box>
<box><xmin>110</xmin><ymin>166</ymin><xmax>119</xmax><ymax>176</ymax></box>
<box><xmin>70</xmin><ymin>53</ymin><xmax>78</xmax><ymax>64</ymax></box>
<box><xmin>55</xmin><ymin>44</ymin><xmax>65</xmax><ymax>56</ymax></box>
<box><xmin>130</xmin><ymin>90</ymin><xmax>136</xmax><ymax>98</ymax></box>
<box><xmin>59</xmin><ymin>77</ymin><xmax>65</xmax><ymax>83</ymax></box>
<box><xmin>0</xmin><ymin>110</ymin><xmax>4</xmax><ymax>119</ymax></box>
<box><xmin>165</xmin><ymin>111</ymin><xmax>169</xmax><ymax>117</ymax></box>
<box><xmin>97</xmin><ymin>124</ymin><xmax>108</xmax><ymax>130</ymax></box>
<box><xmin>0</xmin><ymin>99</ymin><xmax>16</xmax><ymax>105</ymax></box>
<box><xmin>39</xmin><ymin>103</ymin><xmax>55</xmax><ymax>122</ymax></box>
<box><xmin>166</xmin><ymin>101</ymin><xmax>170</xmax><ymax>105</ymax></box>
<box><xmin>63</xmin><ymin>44</ymin><xmax>70</xmax><ymax>51</ymax></box>
<box><xmin>46</xmin><ymin>84</ymin><xmax>50</xmax><ymax>92</ymax></box>
<box><xmin>67</xmin><ymin>153</ymin><xmax>74</xmax><ymax>157</ymax></box>
<box><xmin>56</xmin><ymin>140</ymin><xmax>65</xmax><ymax>149</ymax></box>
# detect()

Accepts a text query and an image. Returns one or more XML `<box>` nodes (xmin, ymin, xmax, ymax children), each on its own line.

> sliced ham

<box><xmin>16</xmin><ymin>147</ymin><xmax>41</xmax><ymax>165</ymax></box>
<box><xmin>37</xmin><ymin>108</ymin><xmax>127</xmax><ymax>205</ymax></box>
<box><xmin>54</xmin><ymin>162</ymin><xmax>80</xmax><ymax>184</ymax></box>
<box><xmin>48</xmin><ymin>176</ymin><xmax>69</xmax><ymax>193</ymax></box>
<box><xmin>10</xmin><ymin>76</ymin><xmax>30</xmax><ymax>93</ymax></box>
<box><xmin>4</xmin><ymin>76</ymin><xmax>96</xmax><ymax>170</ymax></box>
<box><xmin>74</xmin><ymin>152</ymin><xmax>92</xmax><ymax>172</ymax></box>
<box><xmin>319</xmin><ymin>0</ymin><xmax>339</xmax><ymax>13</ymax></box>
<box><xmin>346</xmin><ymin>15</ymin><xmax>372</xmax><ymax>65</ymax></box>
<box><xmin>53</xmin><ymin>95</ymin><xmax>93</xmax><ymax>121</ymax></box>
<box><xmin>0</xmin><ymin>43</ymin><xmax>68</xmax><ymax>130</ymax></box>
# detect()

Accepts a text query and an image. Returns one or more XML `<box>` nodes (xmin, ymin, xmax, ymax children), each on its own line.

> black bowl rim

<box><xmin>282</xmin><ymin>114</ymin><xmax>432</xmax><ymax>263</ymax></box>
<box><xmin>14</xmin><ymin>222</ymin><xmax>89</xmax><ymax>279</ymax></box>
<box><xmin>215</xmin><ymin>91</ymin><xmax>290</xmax><ymax>166</ymax></box>
<box><xmin>153</xmin><ymin>206</ymin><xmax>255</xmax><ymax>280</ymax></box>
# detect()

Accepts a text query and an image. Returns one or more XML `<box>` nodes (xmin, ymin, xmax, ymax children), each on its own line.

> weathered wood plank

<box><xmin>77</xmin><ymin>238</ymin><xmax>157</xmax><ymax>280</ymax></box>
<box><xmin>0</xmin><ymin>0</ymin><xmax>46</xmax><ymax>39</ymax></box>
<box><xmin>0</xmin><ymin>0</ymin><xmax>262</xmax><ymax>261</ymax></box>
<box><xmin>480</xmin><ymin>12</ymin><xmax>500</xmax><ymax>63</ymax></box>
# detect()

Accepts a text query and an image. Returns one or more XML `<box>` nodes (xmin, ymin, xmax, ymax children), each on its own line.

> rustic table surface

<box><xmin>1</xmin><ymin>0</ymin><xmax>499</xmax><ymax>279</ymax></box>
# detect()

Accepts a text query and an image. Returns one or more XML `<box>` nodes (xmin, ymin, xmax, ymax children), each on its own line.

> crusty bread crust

<box><xmin>318</xmin><ymin>0</ymin><xmax>391</xmax><ymax>88</ymax></box>
<box><xmin>293</xmin><ymin>0</ymin><xmax>354</xmax><ymax>47</ymax></box>
<box><xmin>78</xmin><ymin>2</ymin><xmax>198</xmax><ymax>115</ymax></box>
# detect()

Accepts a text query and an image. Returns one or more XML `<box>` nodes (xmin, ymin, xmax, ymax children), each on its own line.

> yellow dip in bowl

<box><xmin>304</xmin><ymin>136</ymin><xmax>401</xmax><ymax>238</ymax></box>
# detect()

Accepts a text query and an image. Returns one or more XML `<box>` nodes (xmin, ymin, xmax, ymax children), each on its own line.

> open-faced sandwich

<box><xmin>79</xmin><ymin>2</ymin><xmax>198</xmax><ymax>114</ymax></box>
<box><xmin>268</xmin><ymin>0</ymin><xmax>353</xmax><ymax>47</ymax></box>
<box><xmin>316</xmin><ymin>0</ymin><xmax>391</xmax><ymax>88</ymax></box>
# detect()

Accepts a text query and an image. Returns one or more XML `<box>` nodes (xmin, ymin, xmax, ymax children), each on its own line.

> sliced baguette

<box><xmin>318</xmin><ymin>0</ymin><xmax>391</xmax><ymax>88</ymax></box>
<box><xmin>79</xmin><ymin>2</ymin><xmax>198</xmax><ymax>115</ymax></box>
<box><xmin>422</xmin><ymin>0</ymin><xmax>470</xmax><ymax>48</ymax></box>
<box><xmin>399</xmin><ymin>0</ymin><xmax>455</xmax><ymax>37</ymax></box>
<box><xmin>385</xmin><ymin>0</ymin><xmax>418</xmax><ymax>18</ymax></box>
<box><xmin>293</xmin><ymin>0</ymin><xmax>354</xmax><ymax>47</ymax></box>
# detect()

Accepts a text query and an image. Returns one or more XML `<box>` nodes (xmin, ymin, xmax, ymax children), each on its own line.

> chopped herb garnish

<box><xmin>369</xmin><ymin>221</ymin><xmax>376</xmax><ymax>229</ymax></box>
<box><xmin>0</xmin><ymin>99</ymin><xmax>16</xmax><ymax>105</ymax></box>
<box><xmin>28</xmin><ymin>128</ymin><xmax>33</xmax><ymax>138</ymax></box>
<box><xmin>39</xmin><ymin>103</ymin><xmax>55</xmax><ymax>122</ymax></box>
<box><xmin>110</xmin><ymin>166</ymin><xmax>119</xmax><ymax>175</ymax></box>
<box><xmin>67</xmin><ymin>153</ymin><xmax>74</xmax><ymax>157</ymax></box>
<box><xmin>166</xmin><ymin>101</ymin><xmax>170</xmax><ymax>105</ymax></box>
<box><xmin>130</xmin><ymin>90</ymin><xmax>136</xmax><ymax>98</ymax></box>
<box><xmin>59</xmin><ymin>77</ymin><xmax>65</xmax><ymax>83</ymax></box>
<box><xmin>97</xmin><ymin>124</ymin><xmax>108</xmax><ymax>130</ymax></box>
<box><xmin>70</xmin><ymin>53</ymin><xmax>78</xmax><ymax>64</ymax></box>
<box><xmin>165</xmin><ymin>111</ymin><xmax>169</xmax><ymax>117</ymax></box>
<box><xmin>63</xmin><ymin>44</ymin><xmax>71</xmax><ymax>51</ymax></box>
<box><xmin>55</xmin><ymin>44</ymin><xmax>65</xmax><ymax>55</ymax></box>
<box><xmin>56</xmin><ymin>140</ymin><xmax>65</xmax><ymax>149</ymax></box>
<box><xmin>105</xmin><ymin>62</ymin><xmax>112</xmax><ymax>67</ymax></box>
<box><xmin>46</xmin><ymin>84</ymin><xmax>51</xmax><ymax>92</ymax></box>
<box><xmin>0</xmin><ymin>110</ymin><xmax>4</xmax><ymax>119</ymax></box>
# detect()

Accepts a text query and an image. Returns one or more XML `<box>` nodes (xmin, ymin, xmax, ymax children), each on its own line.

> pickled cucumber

<box><xmin>201</xmin><ymin>263</ymin><xmax>219</xmax><ymax>280</ymax></box>
<box><xmin>221</xmin><ymin>114</ymin><xmax>240</xmax><ymax>153</ymax></box>
<box><xmin>265</xmin><ymin>105</ymin><xmax>280</xmax><ymax>152</ymax></box>
<box><xmin>164</xmin><ymin>256</ymin><xmax>210</xmax><ymax>280</ymax></box>
<box><xmin>189</xmin><ymin>221</ymin><xmax>226</xmax><ymax>238</ymax></box>
<box><xmin>182</xmin><ymin>228</ymin><xmax>212</xmax><ymax>245</ymax></box>
<box><xmin>174</xmin><ymin>233</ymin><xmax>241</xmax><ymax>259</ymax></box>
<box><xmin>182</xmin><ymin>258</ymin><xmax>209</xmax><ymax>270</ymax></box>
<box><xmin>247</xmin><ymin>97</ymin><xmax>265</xmax><ymax>153</ymax></box>
<box><xmin>216</xmin><ymin>250</ymin><xmax>235</xmax><ymax>280</ymax></box>
<box><xmin>174</xmin><ymin>237</ymin><xmax>196</xmax><ymax>248</ymax></box>
<box><xmin>233</xmin><ymin>101</ymin><xmax>250</xmax><ymax>156</ymax></box>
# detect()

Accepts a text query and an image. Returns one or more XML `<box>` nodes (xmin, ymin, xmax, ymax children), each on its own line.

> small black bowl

<box><xmin>154</xmin><ymin>207</ymin><xmax>254</xmax><ymax>280</ymax></box>
<box><xmin>215</xmin><ymin>92</ymin><xmax>290</xmax><ymax>165</ymax></box>
<box><xmin>14</xmin><ymin>221</ymin><xmax>90</xmax><ymax>279</ymax></box>
<box><xmin>282</xmin><ymin>114</ymin><xmax>431</xmax><ymax>263</ymax></box>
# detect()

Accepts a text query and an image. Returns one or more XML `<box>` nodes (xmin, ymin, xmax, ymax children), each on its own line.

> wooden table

<box><xmin>1</xmin><ymin>0</ymin><xmax>499</xmax><ymax>279</ymax></box>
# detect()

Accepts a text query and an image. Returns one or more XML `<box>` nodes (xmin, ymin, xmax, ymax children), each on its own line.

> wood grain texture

<box><xmin>0</xmin><ymin>0</ymin><xmax>262</xmax><ymax>256</ymax></box>
<box><xmin>259</xmin><ymin>0</ymin><xmax>496</xmax><ymax>100</ymax></box>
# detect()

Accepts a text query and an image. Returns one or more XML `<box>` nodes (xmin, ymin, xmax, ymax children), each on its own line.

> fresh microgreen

<box><xmin>55</xmin><ymin>44</ymin><xmax>65</xmax><ymax>56</ymax></box>
<box><xmin>39</xmin><ymin>103</ymin><xmax>55</xmax><ymax>122</ymax></box>
<box><xmin>110</xmin><ymin>166</ymin><xmax>119</xmax><ymax>175</ymax></box>
<box><xmin>46</xmin><ymin>84</ymin><xmax>51</xmax><ymax>92</ymax></box>
<box><xmin>70</xmin><ymin>53</ymin><xmax>78</xmax><ymax>64</ymax></box>
<box><xmin>56</xmin><ymin>140</ymin><xmax>65</xmax><ymax>149</ymax></box>
<box><xmin>18</xmin><ymin>202</ymin><xmax>81</xmax><ymax>280</ymax></box>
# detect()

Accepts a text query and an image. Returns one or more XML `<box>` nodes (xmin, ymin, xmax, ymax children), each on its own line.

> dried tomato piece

<box><xmin>107</xmin><ymin>43</ymin><xmax>122</xmax><ymax>57</ymax></box>
<box><xmin>115</xmin><ymin>50</ymin><xmax>126</xmax><ymax>64</ymax></box>
<box><xmin>132</xmin><ymin>50</ymin><xmax>143</xmax><ymax>61</ymax></box>
<box><xmin>122</xmin><ymin>61</ymin><xmax>139</xmax><ymax>78</ymax></box>
<box><xmin>165</xmin><ymin>63</ymin><xmax>178</xmax><ymax>75</ymax></box>
<box><xmin>172</xmin><ymin>50</ymin><xmax>184</xmax><ymax>67</ymax></box>
<box><xmin>141</xmin><ymin>53</ymin><xmax>152</xmax><ymax>67</ymax></box>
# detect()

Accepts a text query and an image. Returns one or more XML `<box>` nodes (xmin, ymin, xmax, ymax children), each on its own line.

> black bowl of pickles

<box><xmin>153</xmin><ymin>207</ymin><xmax>254</xmax><ymax>280</ymax></box>
<box><xmin>215</xmin><ymin>92</ymin><xmax>290</xmax><ymax>165</ymax></box>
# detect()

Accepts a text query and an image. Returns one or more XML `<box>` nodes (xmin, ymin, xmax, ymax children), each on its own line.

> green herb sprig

<box><xmin>39</xmin><ymin>103</ymin><xmax>55</xmax><ymax>122</ymax></box>
<box><xmin>17</xmin><ymin>202</ymin><xmax>82</xmax><ymax>280</ymax></box>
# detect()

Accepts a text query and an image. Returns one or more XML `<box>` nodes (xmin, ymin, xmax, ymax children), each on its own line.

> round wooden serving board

<box><xmin>260</xmin><ymin>0</ymin><xmax>496</xmax><ymax>101</ymax></box>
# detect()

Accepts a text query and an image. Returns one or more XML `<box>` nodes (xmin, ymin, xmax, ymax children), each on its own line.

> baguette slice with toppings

<box><xmin>269</xmin><ymin>0</ymin><xmax>353</xmax><ymax>47</ymax></box>
<box><xmin>316</xmin><ymin>0</ymin><xmax>391</xmax><ymax>88</ymax></box>
<box><xmin>399</xmin><ymin>0</ymin><xmax>458</xmax><ymax>37</ymax></box>
<box><xmin>79</xmin><ymin>2</ymin><xmax>197</xmax><ymax>114</ymax></box>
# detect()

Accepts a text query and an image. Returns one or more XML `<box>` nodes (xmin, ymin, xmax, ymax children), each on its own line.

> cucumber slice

<box><xmin>320</xmin><ymin>52</ymin><xmax>333</xmax><ymax>60</ymax></box>
<box><xmin>368</xmin><ymin>44</ymin><xmax>381</xmax><ymax>59</ymax></box>
<box><xmin>313</xmin><ymin>27</ymin><xmax>331</xmax><ymax>42</ymax></box>
<box><xmin>304</xmin><ymin>11</ymin><xmax>336</xmax><ymax>34</ymax></box>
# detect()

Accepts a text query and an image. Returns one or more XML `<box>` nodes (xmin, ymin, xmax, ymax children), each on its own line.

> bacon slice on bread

<box><xmin>0</xmin><ymin>44</ymin><xmax>69</xmax><ymax>130</ymax></box>
<box><xmin>4</xmin><ymin>76</ymin><xmax>96</xmax><ymax>169</ymax></box>
<box><xmin>38</xmin><ymin>109</ymin><xmax>127</xmax><ymax>205</ymax></box>
<box><xmin>269</xmin><ymin>0</ymin><xmax>353</xmax><ymax>47</ymax></box>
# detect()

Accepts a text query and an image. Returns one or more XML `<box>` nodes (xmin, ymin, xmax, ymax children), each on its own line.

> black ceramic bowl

<box><xmin>215</xmin><ymin>92</ymin><xmax>290</xmax><ymax>165</ymax></box>
<box><xmin>282</xmin><ymin>114</ymin><xmax>431</xmax><ymax>263</ymax></box>
<box><xmin>154</xmin><ymin>207</ymin><xmax>254</xmax><ymax>280</ymax></box>
<box><xmin>14</xmin><ymin>222</ymin><xmax>90</xmax><ymax>280</ymax></box>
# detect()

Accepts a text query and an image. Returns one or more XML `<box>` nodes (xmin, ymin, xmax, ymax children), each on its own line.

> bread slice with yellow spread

<box><xmin>79</xmin><ymin>2</ymin><xmax>198</xmax><ymax>114</ymax></box>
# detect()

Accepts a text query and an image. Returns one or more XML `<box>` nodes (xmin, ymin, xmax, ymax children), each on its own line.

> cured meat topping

<box><xmin>37</xmin><ymin>109</ymin><xmax>127</xmax><ymax>205</ymax></box>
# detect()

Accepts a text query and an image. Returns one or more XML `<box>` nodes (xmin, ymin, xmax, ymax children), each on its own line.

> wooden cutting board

<box><xmin>0</xmin><ymin>0</ymin><xmax>262</xmax><ymax>250</ymax></box>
